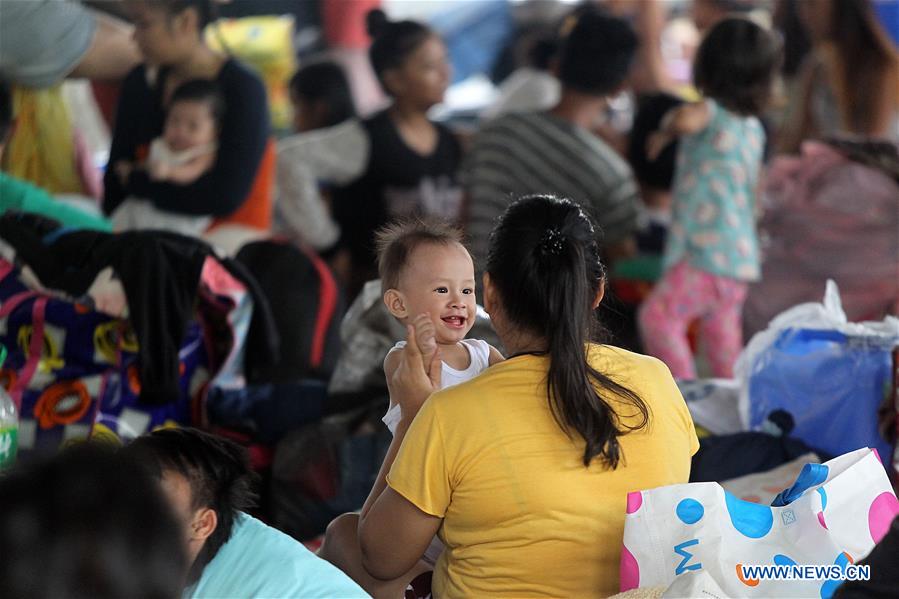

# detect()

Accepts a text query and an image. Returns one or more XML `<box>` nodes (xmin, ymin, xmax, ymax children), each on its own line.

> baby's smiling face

<box><xmin>163</xmin><ymin>100</ymin><xmax>217</xmax><ymax>153</ymax></box>
<box><xmin>394</xmin><ymin>241</ymin><xmax>477</xmax><ymax>345</ymax></box>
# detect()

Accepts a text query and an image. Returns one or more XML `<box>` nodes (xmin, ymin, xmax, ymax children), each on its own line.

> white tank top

<box><xmin>381</xmin><ymin>338</ymin><xmax>491</xmax><ymax>435</ymax></box>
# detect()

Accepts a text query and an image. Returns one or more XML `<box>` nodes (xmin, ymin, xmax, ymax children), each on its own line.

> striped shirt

<box><xmin>462</xmin><ymin>112</ymin><xmax>640</xmax><ymax>271</ymax></box>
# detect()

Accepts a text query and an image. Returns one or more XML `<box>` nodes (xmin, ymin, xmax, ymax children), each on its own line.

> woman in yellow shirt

<box><xmin>358</xmin><ymin>195</ymin><xmax>699</xmax><ymax>597</ymax></box>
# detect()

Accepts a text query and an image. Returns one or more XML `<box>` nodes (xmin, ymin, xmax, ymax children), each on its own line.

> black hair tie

<box><xmin>539</xmin><ymin>228</ymin><xmax>565</xmax><ymax>256</ymax></box>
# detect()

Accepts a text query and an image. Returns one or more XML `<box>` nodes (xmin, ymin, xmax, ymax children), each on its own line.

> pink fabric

<box><xmin>200</xmin><ymin>256</ymin><xmax>245</xmax><ymax>296</ymax></box>
<box><xmin>744</xmin><ymin>142</ymin><xmax>899</xmax><ymax>337</ymax></box>
<box><xmin>639</xmin><ymin>260</ymin><xmax>748</xmax><ymax>380</ymax></box>
<box><xmin>10</xmin><ymin>297</ymin><xmax>48</xmax><ymax>410</ymax></box>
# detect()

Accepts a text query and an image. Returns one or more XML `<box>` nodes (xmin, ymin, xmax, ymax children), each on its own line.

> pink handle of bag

<box><xmin>0</xmin><ymin>261</ymin><xmax>51</xmax><ymax>410</ymax></box>
<box><xmin>8</xmin><ymin>297</ymin><xmax>48</xmax><ymax>411</ymax></box>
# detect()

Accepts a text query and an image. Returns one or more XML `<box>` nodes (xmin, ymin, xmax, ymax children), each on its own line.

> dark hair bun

<box><xmin>366</xmin><ymin>8</ymin><xmax>390</xmax><ymax>38</ymax></box>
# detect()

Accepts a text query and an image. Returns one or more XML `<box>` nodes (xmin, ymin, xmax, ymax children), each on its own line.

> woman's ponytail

<box><xmin>486</xmin><ymin>195</ymin><xmax>649</xmax><ymax>468</ymax></box>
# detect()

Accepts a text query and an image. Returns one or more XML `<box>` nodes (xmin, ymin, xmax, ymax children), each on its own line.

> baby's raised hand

<box><xmin>412</xmin><ymin>313</ymin><xmax>438</xmax><ymax>375</ymax></box>
<box><xmin>148</xmin><ymin>158</ymin><xmax>171</xmax><ymax>181</ymax></box>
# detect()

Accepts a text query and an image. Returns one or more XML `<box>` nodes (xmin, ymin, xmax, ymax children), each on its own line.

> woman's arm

<box><xmin>160</xmin><ymin>151</ymin><xmax>217</xmax><ymax>185</ymax></box>
<box><xmin>358</xmin><ymin>326</ymin><xmax>443</xmax><ymax>580</ymax></box>
<box><xmin>360</xmin><ymin>465</ymin><xmax>442</xmax><ymax>580</ymax></box>
<box><xmin>69</xmin><ymin>10</ymin><xmax>141</xmax><ymax>82</ymax></box>
<box><xmin>864</xmin><ymin>68</ymin><xmax>899</xmax><ymax>138</ymax></box>
<box><xmin>361</xmin><ymin>325</ymin><xmax>440</xmax><ymax>517</ymax></box>
<box><xmin>776</xmin><ymin>56</ymin><xmax>820</xmax><ymax>155</ymax></box>
<box><xmin>631</xmin><ymin>0</ymin><xmax>676</xmax><ymax>95</ymax></box>
<box><xmin>126</xmin><ymin>64</ymin><xmax>270</xmax><ymax>216</ymax></box>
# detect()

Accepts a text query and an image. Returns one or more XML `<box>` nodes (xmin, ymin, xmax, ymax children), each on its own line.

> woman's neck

<box><xmin>388</xmin><ymin>100</ymin><xmax>438</xmax><ymax>156</ymax></box>
<box><xmin>388</xmin><ymin>100</ymin><xmax>431</xmax><ymax>127</ymax></box>
<box><xmin>498</xmin><ymin>328</ymin><xmax>547</xmax><ymax>358</ymax></box>
<box><xmin>170</xmin><ymin>44</ymin><xmax>224</xmax><ymax>81</ymax></box>
<box><xmin>550</xmin><ymin>90</ymin><xmax>608</xmax><ymax>130</ymax></box>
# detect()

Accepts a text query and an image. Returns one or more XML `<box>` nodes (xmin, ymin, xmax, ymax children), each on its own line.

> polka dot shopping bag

<box><xmin>620</xmin><ymin>448</ymin><xmax>899</xmax><ymax>598</ymax></box>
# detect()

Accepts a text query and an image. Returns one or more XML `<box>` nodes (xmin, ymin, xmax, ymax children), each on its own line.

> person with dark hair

<box><xmin>289</xmin><ymin>61</ymin><xmax>356</xmax><ymax>132</ymax></box>
<box><xmin>0</xmin><ymin>79</ymin><xmax>111</xmax><ymax>230</ymax></box>
<box><xmin>772</xmin><ymin>0</ymin><xmax>813</xmax><ymax>81</ymax></box>
<box><xmin>331</xmin><ymin>9</ymin><xmax>462</xmax><ymax>300</ymax></box>
<box><xmin>275</xmin><ymin>60</ymin><xmax>366</xmax><ymax>253</ymax></box>
<box><xmin>354</xmin><ymin>195</ymin><xmax>697</xmax><ymax>597</ymax></box>
<box><xmin>481</xmin><ymin>33</ymin><xmax>561</xmax><ymax>120</ymax></box>
<box><xmin>628</xmin><ymin>92</ymin><xmax>685</xmax><ymax>206</ymax></box>
<box><xmin>626</xmin><ymin>92</ymin><xmax>685</xmax><ymax>259</ymax></box>
<box><xmin>104</xmin><ymin>0</ymin><xmax>273</xmax><ymax>244</ymax></box>
<box><xmin>124</xmin><ymin>428</ymin><xmax>367</xmax><ymax>598</ymax></box>
<box><xmin>111</xmin><ymin>78</ymin><xmax>225</xmax><ymax>235</ymax></box>
<box><xmin>778</xmin><ymin>0</ymin><xmax>899</xmax><ymax>153</ymax></box>
<box><xmin>639</xmin><ymin>18</ymin><xmax>779</xmax><ymax>380</ymax></box>
<box><xmin>463</xmin><ymin>9</ymin><xmax>642</xmax><ymax>289</ymax></box>
<box><xmin>0</xmin><ymin>443</ymin><xmax>186</xmax><ymax>599</ymax></box>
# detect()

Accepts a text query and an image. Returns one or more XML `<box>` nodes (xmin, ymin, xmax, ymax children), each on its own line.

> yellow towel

<box><xmin>2</xmin><ymin>84</ymin><xmax>83</xmax><ymax>195</ymax></box>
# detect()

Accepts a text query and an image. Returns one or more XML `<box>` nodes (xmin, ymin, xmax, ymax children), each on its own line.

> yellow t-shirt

<box><xmin>387</xmin><ymin>344</ymin><xmax>699</xmax><ymax>598</ymax></box>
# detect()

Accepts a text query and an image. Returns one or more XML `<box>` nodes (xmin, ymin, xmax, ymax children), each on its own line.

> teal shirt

<box><xmin>184</xmin><ymin>513</ymin><xmax>369</xmax><ymax>599</ymax></box>
<box><xmin>664</xmin><ymin>100</ymin><xmax>764</xmax><ymax>281</ymax></box>
<box><xmin>0</xmin><ymin>172</ymin><xmax>111</xmax><ymax>231</ymax></box>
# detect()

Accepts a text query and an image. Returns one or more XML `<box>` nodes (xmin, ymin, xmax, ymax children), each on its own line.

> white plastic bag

<box><xmin>620</xmin><ymin>448</ymin><xmax>899</xmax><ymax>598</ymax></box>
<box><xmin>721</xmin><ymin>453</ymin><xmax>820</xmax><ymax>506</ymax></box>
<box><xmin>662</xmin><ymin>570</ymin><xmax>727</xmax><ymax>598</ymax></box>
<box><xmin>734</xmin><ymin>280</ymin><xmax>899</xmax><ymax>458</ymax></box>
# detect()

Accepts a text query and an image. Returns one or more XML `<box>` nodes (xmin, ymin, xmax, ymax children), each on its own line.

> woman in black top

<box><xmin>103</xmin><ymin>0</ymin><xmax>269</xmax><ymax>222</ymax></box>
<box><xmin>333</xmin><ymin>10</ymin><xmax>462</xmax><ymax>299</ymax></box>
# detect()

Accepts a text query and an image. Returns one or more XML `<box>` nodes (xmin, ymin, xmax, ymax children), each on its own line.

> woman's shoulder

<box><xmin>355</xmin><ymin>110</ymin><xmax>393</xmax><ymax>144</ymax></box>
<box><xmin>588</xmin><ymin>345</ymin><xmax>692</xmax><ymax>428</ymax></box>
<box><xmin>121</xmin><ymin>63</ymin><xmax>153</xmax><ymax>92</ymax></box>
<box><xmin>362</xmin><ymin>109</ymin><xmax>391</xmax><ymax>128</ymax></box>
<box><xmin>219</xmin><ymin>58</ymin><xmax>266</xmax><ymax>94</ymax></box>
<box><xmin>589</xmin><ymin>344</ymin><xmax>679</xmax><ymax>393</ymax></box>
<box><xmin>588</xmin><ymin>343</ymin><xmax>669</xmax><ymax>372</ymax></box>
<box><xmin>435</xmin><ymin>120</ymin><xmax>462</xmax><ymax>154</ymax></box>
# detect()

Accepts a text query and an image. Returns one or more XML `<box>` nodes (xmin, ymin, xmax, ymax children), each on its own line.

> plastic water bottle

<box><xmin>0</xmin><ymin>345</ymin><xmax>17</xmax><ymax>469</ymax></box>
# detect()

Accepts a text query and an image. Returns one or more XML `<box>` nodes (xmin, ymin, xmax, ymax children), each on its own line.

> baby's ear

<box><xmin>383</xmin><ymin>289</ymin><xmax>408</xmax><ymax>319</ymax></box>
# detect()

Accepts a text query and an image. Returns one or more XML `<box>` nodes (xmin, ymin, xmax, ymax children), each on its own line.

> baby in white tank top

<box><xmin>375</xmin><ymin>219</ymin><xmax>504</xmax><ymax>565</ymax></box>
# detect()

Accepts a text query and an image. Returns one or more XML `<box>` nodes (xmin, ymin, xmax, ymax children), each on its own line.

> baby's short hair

<box><xmin>170</xmin><ymin>79</ymin><xmax>226</xmax><ymax>126</ymax></box>
<box><xmin>375</xmin><ymin>218</ymin><xmax>465</xmax><ymax>291</ymax></box>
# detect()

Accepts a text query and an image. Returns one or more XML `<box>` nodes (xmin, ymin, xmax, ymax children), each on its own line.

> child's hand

<box><xmin>389</xmin><ymin>324</ymin><xmax>442</xmax><ymax>421</ymax></box>
<box><xmin>148</xmin><ymin>158</ymin><xmax>170</xmax><ymax>181</ymax></box>
<box><xmin>166</xmin><ymin>151</ymin><xmax>216</xmax><ymax>185</ymax></box>
<box><xmin>646</xmin><ymin>131</ymin><xmax>674</xmax><ymax>162</ymax></box>
<box><xmin>412</xmin><ymin>313</ymin><xmax>438</xmax><ymax>375</ymax></box>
